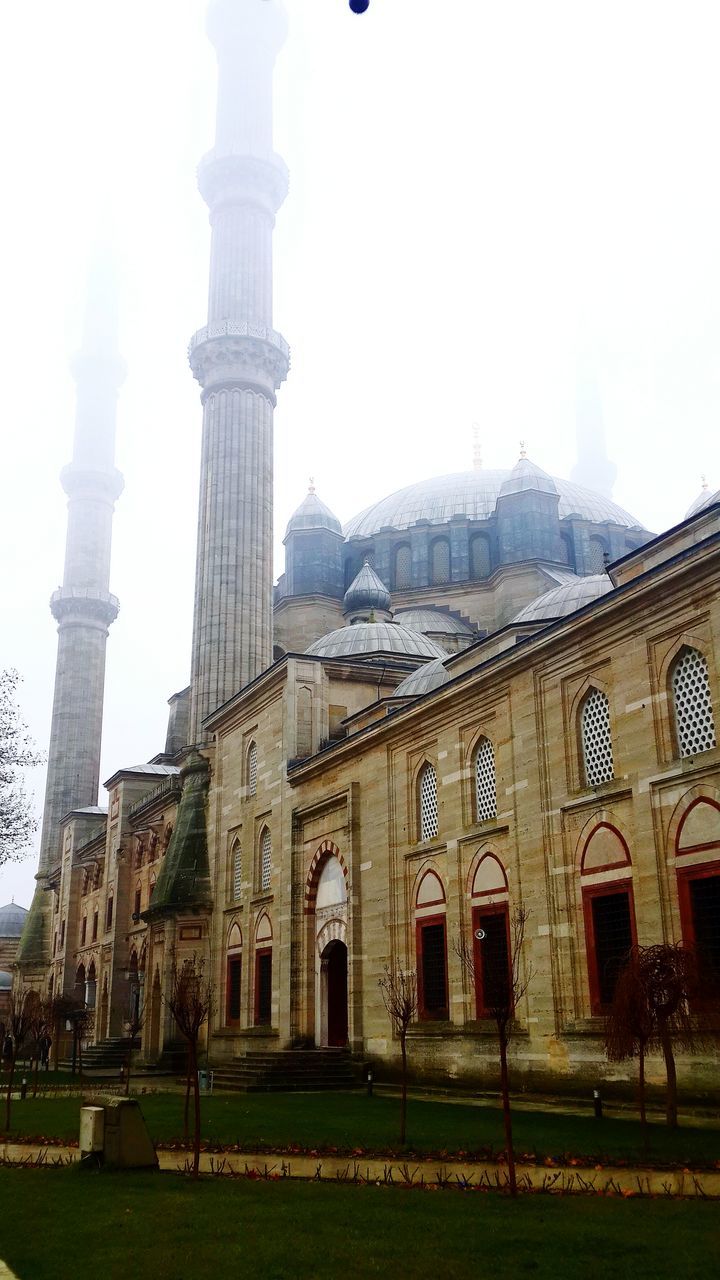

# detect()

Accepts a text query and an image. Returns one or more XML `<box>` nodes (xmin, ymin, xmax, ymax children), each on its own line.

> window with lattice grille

<box><xmin>470</xmin><ymin>535</ymin><xmax>491</xmax><ymax>580</ymax></box>
<box><xmin>247</xmin><ymin>742</ymin><xmax>258</xmax><ymax>796</ymax></box>
<box><xmin>232</xmin><ymin>842</ymin><xmax>242</xmax><ymax>901</ymax></box>
<box><xmin>672</xmin><ymin>647</ymin><xmax>717</xmax><ymax>758</ymax></box>
<box><xmin>430</xmin><ymin>539</ymin><xmax>450</xmax><ymax>586</ymax></box>
<box><xmin>394</xmin><ymin>544</ymin><xmax>412</xmax><ymax>590</ymax></box>
<box><xmin>260</xmin><ymin>828</ymin><xmax>272</xmax><ymax>891</ymax></box>
<box><xmin>588</xmin><ymin>538</ymin><xmax>607</xmax><ymax>574</ymax></box>
<box><xmin>581</xmin><ymin>689</ymin><xmax>614</xmax><ymax>787</ymax></box>
<box><xmin>419</xmin><ymin>763</ymin><xmax>438</xmax><ymax>840</ymax></box>
<box><xmin>474</xmin><ymin>737</ymin><xmax>496</xmax><ymax>822</ymax></box>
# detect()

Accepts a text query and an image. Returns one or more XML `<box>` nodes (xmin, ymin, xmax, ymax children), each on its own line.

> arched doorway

<box><xmin>321</xmin><ymin>939</ymin><xmax>348</xmax><ymax>1047</ymax></box>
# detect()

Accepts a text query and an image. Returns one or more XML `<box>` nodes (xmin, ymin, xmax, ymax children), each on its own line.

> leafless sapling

<box><xmin>455</xmin><ymin>905</ymin><xmax>533</xmax><ymax>1197</ymax></box>
<box><xmin>166</xmin><ymin>954</ymin><xmax>214</xmax><ymax>1178</ymax></box>
<box><xmin>3</xmin><ymin>986</ymin><xmax>33</xmax><ymax>1131</ymax></box>
<box><xmin>378</xmin><ymin>964</ymin><xmax>418</xmax><ymax>1146</ymax></box>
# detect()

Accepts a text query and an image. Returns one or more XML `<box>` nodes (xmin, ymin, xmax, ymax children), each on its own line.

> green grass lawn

<box><xmin>1</xmin><ymin>1091</ymin><xmax>719</xmax><ymax>1166</ymax></box>
<box><xmin>0</xmin><ymin>1168</ymin><xmax>718</xmax><ymax>1280</ymax></box>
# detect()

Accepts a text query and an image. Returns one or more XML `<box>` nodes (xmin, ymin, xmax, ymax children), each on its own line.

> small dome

<box><xmin>343</xmin><ymin>561</ymin><xmax>392</xmax><ymax>617</ymax></box>
<box><xmin>685</xmin><ymin>484</ymin><xmax>719</xmax><ymax>520</ymax></box>
<box><xmin>394</xmin><ymin>608</ymin><xmax>475</xmax><ymax>636</ymax></box>
<box><xmin>498</xmin><ymin>453</ymin><xmax>559</xmax><ymax>498</ymax></box>
<box><xmin>284</xmin><ymin>486</ymin><xmax>342</xmax><ymax>539</ymax></box>
<box><xmin>306</xmin><ymin>623</ymin><xmax>446</xmax><ymax>661</ymax></box>
<box><xmin>395</xmin><ymin>657</ymin><xmax>451</xmax><ymax>697</ymax></box>
<box><xmin>0</xmin><ymin>971</ymin><xmax>12</xmax><ymax>992</ymax></box>
<box><xmin>0</xmin><ymin>902</ymin><xmax>28</xmax><ymax>938</ymax></box>
<box><xmin>512</xmin><ymin>574</ymin><xmax>613</xmax><ymax>623</ymax></box>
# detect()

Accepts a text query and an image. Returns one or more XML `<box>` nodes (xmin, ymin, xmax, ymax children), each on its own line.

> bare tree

<box><xmin>123</xmin><ymin>988</ymin><xmax>145</xmax><ymax>1097</ymax></box>
<box><xmin>605</xmin><ymin>950</ymin><xmax>653</xmax><ymax>1135</ymax></box>
<box><xmin>166</xmin><ymin>954</ymin><xmax>214</xmax><ymax>1179</ymax></box>
<box><xmin>25</xmin><ymin>992</ymin><xmax>52</xmax><ymax>1099</ymax></box>
<box><xmin>455</xmin><ymin>906</ymin><xmax>533</xmax><ymax>1197</ymax></box>
<box><xmin>378</xmin><ymin>964</ymin><xmax>418</xmax><ymax>1146</ymax></box>
<box><xmin>3</xmin><ymin>987</ymin><xmax>33</xmax><ymax>1130</ymax></box>
<box><xmin>0</xmin><ymin>669</ymin><xmax>44</xmax><ymax>865</ymax></box>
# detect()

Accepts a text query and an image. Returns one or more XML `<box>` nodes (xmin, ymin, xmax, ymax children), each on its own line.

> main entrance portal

<box><xmin>322</xmin><ymin>940</ymin><xmax>348</xmax><ymax>1047</ymax></box>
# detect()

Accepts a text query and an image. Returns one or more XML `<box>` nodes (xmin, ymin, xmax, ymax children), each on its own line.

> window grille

<box><xmin>430</xmin><ymin>539</ymin><xmax>451</xmax><ymax>586</ymax></box>
<box><xmin>419</xmin><ymin>763</ymin><xmax>438</xmax><ymax>840</ymax></box>
<box><xmin>474</xmin><ymin>737</ymin><xmax>496</xmax><ymax>822</ymax></box>
<box><xmin>470</xmin><ymin>535</ymin><xmax>491</xmax><ymax>580</ymax></box>
<box><xmin>232</xmin><ymin>842</ymin><xmax>242</xmax><ymax>901</ymax></box>
<box><xmin>394</xmin><ymin>544</ymin><xmax>412</xmax><ymax>590</ymax></box>
<box><xmin>672</xmin><ymin>648</ymin><xmax>717</xmax><ymax>757</ymax></box>
<box><xmin>588</xmin><ymin>538</ymin><xmax>607</xmax><ymax>574</ymax></box>
<box><xmin>581</xmin><ymin>689</ymin><xmax>614</xmax><ymax>787</ymax></box>
<box><xmin>260</xmin><ymin>828</ymin><xmax>272</xmax><ymax>891</ymax></box>
<box><xmin>247</xmin><ymin>742</ymin><xmax>258</xmax><ymax>797</ymax></box>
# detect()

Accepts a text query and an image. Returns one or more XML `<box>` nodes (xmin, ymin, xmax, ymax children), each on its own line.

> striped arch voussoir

<box><xmin>304</xmin><ymin>840</ymin><xmax>348</xmax><ymax>914</ymax></box>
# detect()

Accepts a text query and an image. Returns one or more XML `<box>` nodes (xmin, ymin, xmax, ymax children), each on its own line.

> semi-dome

<box><xmin>306</xmin><ymin>623</ymin><xmax>446</xmax><ymax>661</ymax></box>
<box><xmin>343</xmin><ymin>561</ymin><xmax>391</xmax><ymax>618</ymax></box>
<box><xmin>512</xmin><ymin>574</ymin><xmax>614</xmax><ymax>623</ymax></box>
<box><xmin>394</xmin><ymin>657</ymin><xmax>451</xmax><ymax>697</ymax></box>
<box><xmin>685</xmin><ymin>483</ymin><xmax>719</xmax><ymax>520</ymax></box>
<box><xmin>0</xmin><ymin>902</ymin><xmax>28</xmax><ymax>938</ymax></box>
<box><xmin>284</xmin><ymin>486</ymin><xmax>342</xmax><ymax>539</ymax></box>
<box><xmin>498</xmin><ymin>454</ymin><xmax>558</xmax><ymax>498</ymax></box>
<box><xmin>344</xmin><ymin>470</ymin><xmax>644</xmax><ymax>539</ymax></box>
<box><xmin>394</xmin><ymin>608</ymin><xmax>475</xmax><ymax>636</ymax></box>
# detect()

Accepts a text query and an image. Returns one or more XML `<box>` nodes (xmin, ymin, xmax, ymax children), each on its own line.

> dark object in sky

<box><xmin>349</xmin><ymin>0</ymin><xmax>370</xmax><ymax>13</ymax></box>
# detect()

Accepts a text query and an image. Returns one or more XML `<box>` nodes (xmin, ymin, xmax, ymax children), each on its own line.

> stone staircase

<box><xmin>211</xmin><ymin>1048</ymin><xmax>358</xmax><ymax>1093</ymax></box>
<box><xmin>59</xmin><ymin>1036</ymin><xmax>136</xmax><ymax>1073</ymax></box>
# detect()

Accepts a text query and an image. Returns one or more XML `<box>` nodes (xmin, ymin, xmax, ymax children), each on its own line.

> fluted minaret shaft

<box><xmin>39</xmin><ymin>253</ymin><xmax>124</xmax><ymax>874</ymax></box>
<box><xmin>189</xmin><ymin>0</ymin><xmax>289</xmax><ymax>741</ymax></box>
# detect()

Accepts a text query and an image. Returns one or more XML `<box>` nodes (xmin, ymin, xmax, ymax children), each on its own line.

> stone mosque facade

<box><xmin>17</xmin><ymin>0</ymin><xmax>720</xmax><ymax>1096</ymax></box>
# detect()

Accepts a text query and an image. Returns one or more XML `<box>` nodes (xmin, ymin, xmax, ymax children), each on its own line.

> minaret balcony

<box><xmin>50</xmin><ymin>586</ymin><xmax>120</xmax><ymax>629</ymax></box>
<box><xmin>197</xmin><ymin>150</ymin><xmax>288</xmax><ymax>217</ymax></box>
<box><xmin>188</xmin><ymin>319</ymin><xmax>289</xmax><ymax>398</ymax></box>
<box><xmin>60</xmin><ymin>464</ymin><xmax>125</xmax><ymax>503</ymax></box>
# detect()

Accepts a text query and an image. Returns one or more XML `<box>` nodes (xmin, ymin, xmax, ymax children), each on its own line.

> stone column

<box><xmin>188</xmin><ymin>0</ymin><xmax>290</xmax><ymax>742</ymax></box>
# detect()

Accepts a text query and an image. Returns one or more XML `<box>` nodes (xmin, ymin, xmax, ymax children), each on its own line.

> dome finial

<box><xmin>472</xmin><ymin>424</ymin><xmax>482</xmax><ymax>471</ymax></box>
<box><xmin>519</xmin><ymin>439</ymin><xmax>528</xmax><ymax>459</ymax></box>
<box><xmin>308</xmin><ymin>476</ymin><xmax>316</xmax><ymax>494</ymax></box>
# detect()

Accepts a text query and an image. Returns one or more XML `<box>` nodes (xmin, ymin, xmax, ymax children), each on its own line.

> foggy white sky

<box><xmin>1</xmin><ymin>0</ymin><xmax>719</xmax><ymax>908</ymax></box>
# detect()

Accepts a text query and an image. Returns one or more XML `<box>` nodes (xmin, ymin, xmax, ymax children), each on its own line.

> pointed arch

<box><xmin>255</xmin><ymin>912</ymin><xmax>273</xmax><ymax>944</ymax></box>
<box><xmin>227</xmin><ymin>921</ymin><xmax>243</xmax><ymax>951</ymax></box>
<box><xmin>417</xmin><ymin>760</ymin><xmax>438</xmax><ymax>841</ymax></box>
<box><xmin>230</xmin><ymin>836</ymin><xmax>242</xmax><ymax>902</ymax></box>
<box><xmin>579</xmin><ymin>687</ymin><xmax>614</xmax><ymax>787</ymax></box>
<box><xmin>473</xmin><ymin>735</ymin><xmax>496</xmax><ymax>822</ymax></box>
<box><xmin>669</xmin><ymin>645</ymin><xmax>716</xmax><ymax>758</ymax></box>
<box><xmin>430</xmin><ymin>537</ymin><xmax>451</xmax><ymax>586</ymax></box>
<box><xmin>247</xmin><ymin>740</ymin><xmax>258</xmax><ymax>797</ymax></box>
<box><xmin>394</xmin><ymin>542</ymin><xmax>412</xmax><ymax>590</ymax></box>
<box><xmin>669</xmin><ymin>788</ymin><xmax>720</xmax><ymax>856</ymax></box>
<box><xmin>259</xmin><ymin>825</ymin><xmax>272</xmax><ymax>892</ymax></box>
<box><xmin>416</xmin><ymin>868</ymin><xmax>446</xmax><ymax>908</ymax></box>
<box><xmin>580</xmin><ymin>822</ymin><xmax>631</xmax><ymax>875</ymax></box>
<box><xmin>469</xmin><ymin>851</ymin><xmax>508</xmax><ymax>899</ymax></box>
<box><xmin>304</xmin><ymin>840</ymin><xmax>349</xmax><ymax>914</ymax></box>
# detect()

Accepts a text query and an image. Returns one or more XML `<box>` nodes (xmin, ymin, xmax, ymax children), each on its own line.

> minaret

<box><xmin>188</xmin><ymin>0</ymin><xmax>290</xmax><ymax>741</ymax></box>
<box><xmin>572</xmin><ymin>366</ymin><xmax>617</xmax><ymax>500</ymax></box>
<box><xmin>17</xmin><ymin>251</ymin><xmax>124</xmax><ymax>970</ymax></box>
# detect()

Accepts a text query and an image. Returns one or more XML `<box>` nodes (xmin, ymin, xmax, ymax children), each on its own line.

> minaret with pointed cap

<box><xmin>572</xmin><ymin>367</ymin><xmax>617</xmax><ymax>499</ymax></box>
<box><xmin>188</xmin><ymin>0</ymin><xmax>290</xmax><ymax>741</ymax></box>
<box><xmin>17</xmin><ymin>251</ymin><xmax>124</xmax><ymax>969</ymax></box>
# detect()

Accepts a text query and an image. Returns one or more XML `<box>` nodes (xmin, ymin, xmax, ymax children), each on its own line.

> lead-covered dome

<box><xmin>394</xmin><ymin>657</ymin><xmax>451</xmax><ymax>697</ymax></box>
<box><xmin>344</xmin><ymin>470</ymin><xmax>643</xmax><ymax>539</ymax></box>
<box><xmin>394</xmin><ymin>608</ymin><xmax>475</xmax><ymax>636</ymax></box>
<box><xmin>285</xmin><ymin>487</ymin><xmax>342</xmax><ymax>539</ymax></box>
<box><xmin>498</xmin><ymin>455</ymin><xmax>558</xmax><ymax>498</ymax></box>
<box><xmin>512</xmin><ymin>574</ymin><xmax>613</xmax><ymax>623</ymax></box>
<box><xmin>0</xmin><ymin>902</ymin><xmax>28</xmax><ymax>937</ymax></box>
<box><xmin>306</xmin><ymin>623</ymin><xmax>446</xmax><ymax>661</ymax></box>
<box><xmin>685</xmin><ymin>484</ymin><xmax>720</xmax><ymax>520</ymax></box>
<box><xmin>343</xmin><ymin>561</ymin><xmax>391</xmax><ymax>618</ymax></box>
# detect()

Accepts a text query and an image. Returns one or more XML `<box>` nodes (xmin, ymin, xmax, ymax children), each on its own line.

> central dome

<box><xmin>344</xmin><ymin>470</ymin><xmax>643</xmax><ymax>539</ymax></box>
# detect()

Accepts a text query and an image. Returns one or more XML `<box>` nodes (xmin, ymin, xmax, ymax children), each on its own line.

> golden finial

<box><xmin>308</xmin><ymin>476</ymin><xmax>316</xmax><ymax>494</ymax></box>
<box><xmin>472</xmin><ymin>424</ymin><xmax>482</xmax><ymax>471</ymax></box>
<box><xmin>519</xmin><ymin>440</ymin><xmax>528</xmax><ymax>459</ymax></box>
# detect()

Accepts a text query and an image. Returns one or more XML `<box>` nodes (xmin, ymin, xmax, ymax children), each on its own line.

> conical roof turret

<box><xmin>498</xmin><ymin>445</ymin><xmax>558</xmax><ymax>499</ymax></box>
<box><xmin>284</xmin><ymin>482</ymin><xmax>342</xmax><ymax>539</ymax></box>
<box><xmin>343</xmin><ymin>560</ymin><xmax>392</xmax><ymax>622</ymax></box>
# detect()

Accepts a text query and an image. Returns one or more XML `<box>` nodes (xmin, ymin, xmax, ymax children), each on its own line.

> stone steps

<box><xmin>211</xmin><ymin>1048</ymin><xmax>358</xmax><ymax>1093</ymax></box>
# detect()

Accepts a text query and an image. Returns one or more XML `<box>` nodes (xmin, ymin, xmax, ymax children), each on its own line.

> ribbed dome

<box><xmin>285</xmin><ymin>488</ymin><xmax>342</xmax><ymax>539</ymax></box>
<box><xmin>0</xmin><ymin>902</ymin><xmax>28</xmax><ymax>937</ymax></box>
<box><xmin>498</xmin><ymin>455</ymin><xmax>558</xmax><ymax>498</ymax></box>
<box><xmin>343</xmin><ymin>562</ymin><xmax>391</xmax><ymax>617</ymax></box>
<box><xmin>394</xmin><ymin>608</ymin><xmax>475</xmax><ymax>636</ymax></box>
<box><xmin>395</xmin><ymin>657</ymin><xmax>451</xmax><ymax>697</ymax></box>
<box><xmin>512</xmin><ymin>574</ymin><xmax>614</xmax><ymax>623</ymax></box>
<box><xmin>685</xmin><ymin>485</ymin><xmax>719</xmax><ymax>520</ymax></box>
<box><xmin>344</xmin><ymin>470</ymin><xmax>644</xmax><ymax>538</ymax></box>
<box><xmin>306</xmin><ymin>623</ymin><xmax>446</xmax><ymax>661</ymax></box>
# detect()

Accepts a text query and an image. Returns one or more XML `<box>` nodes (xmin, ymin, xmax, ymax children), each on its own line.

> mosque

<box><xmin>16</xmin><ymin>0</ymin><xmax>720</xmax><ymax>1096</ymax></box>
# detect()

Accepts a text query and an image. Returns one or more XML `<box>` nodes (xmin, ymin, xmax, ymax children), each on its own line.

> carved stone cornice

<box><xmin>198</xmin><ymin>151</ymin><xmax>288</xmax><ymax>218</ymax></box>
<box><xmin>60</xmin><ymin>464</ymin><xmax>125</xmax><ymax>504</ymax></box>
<box><xmin>50</xmin><ymin>587</ymin><xmax>120</xmax><ymax>629</ymax></box>
<box><xmin>188</xmin><ymin>322</ymin><xmax>290</xmax><ymax>399</ymax></box>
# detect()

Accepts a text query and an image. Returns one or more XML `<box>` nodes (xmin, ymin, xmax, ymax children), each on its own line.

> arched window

<box><xmin>588</xmin><ymin>537</ymin><xmax>607</xmax><ymax>574</ymax></box>
<box><xmin>559</xmin><ymin>532</ymin><xmax>575</xmax><ymax>569</ymax></box>
<box><xmin>675</xmin><ymin>797</ymin><xmax>720</xmax><ymax>981</ymax></box>
<box><xmin>671</xmin><ymin>647</ymin><xmax>717</xmax><ymax>758</ymax></box>
<box><xmin>418</xmin><ymin>763</ymin><xmax>438</xmax><ymax>841</ymax></box>
<box><xmin>254</xmin><ymin>915</ymin><xmax>273</xmax><ymax>1026</ymax></box>
<box><xmin>74</xmin><ymin>963</ymin><xmax>86</xmax><ymax>1004</ymax></box>
<box><xmin>580</xmin><ymin>688</ymin><xmax>614</xmax><ymax>787</ymax></box>
<box><xmin>149</xmin><ymin>873</ymin><xmax>156</xmax><ymax>901</ymax></box>
<box><xmin>394</xmin><ymin>544</ymin><xmax>412</xmax><ymax>590</ymax></box>
<box><xmin>86</xmin><ymin>962</ymin><xmax>97</xmax><ymax>1010</ymax></box>
<box><xmin>226</xmin><ymin>923</ymin><xmax>243</xmax><ymax>1027</ymax></box>
<box><xmin>470</xmin><ymin>535</ymin><xmax>491</xmax><ymax>580</ymax></box>
<box><xmin>430</xmin><ymin>538</ymin><xmax>451</xmax><ymax>586</ymax></box>
<box><xmin>260</xmin><ymin>827</ymin><xmax>272</xmax><ymax>892</ymax></box>
<box><xmin>580</xmin><ymin>824</ymin><xmax>635</xmax><ymax>1014</ymax></box>
<box><xmin>80</xmin><ymin>915</ymin><xmax>87</xmax><ymax>947</ymax></box>
<box><xmin>415</xmin><ymin>871</ymin><xmax>447</xmax><ymax>1020</ymax></box>
<box><xmin>105</xmin><ymin>894</ymin><xmax>114</xmax><ymax>932</ymax></box>
<box><xmin>231</xmin><ymin>839</ymin><xmax>242</xmax><ymax>902</ymax></box>
<box><xmin>247</xmin><ymin>741</ymin><xmax>258</xmax><ymax>797</ymax></box>
<box><xmin>133</xmin><ymin>882</ymin><xmax>142</xmax><ymax>918</ymax></box>
<box><xmin>474</xmin><ymin>737</ymin><xmax>496</xmax><ymax>823</ymax></box>
<box><xmin>92</xmin><ymin>909</ymin><xmax>98</xmax><ymax>942</ymax></box>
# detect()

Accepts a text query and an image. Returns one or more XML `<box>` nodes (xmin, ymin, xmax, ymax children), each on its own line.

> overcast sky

<box><xmin>1</xmin><ymin>0</ymin><xmax>719</xmax><ymax>908</ymax></box>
